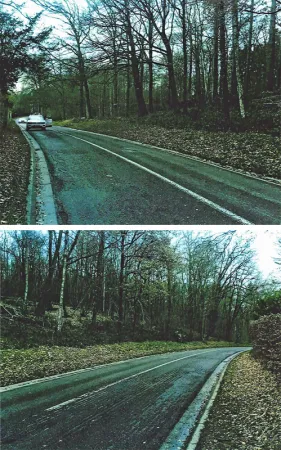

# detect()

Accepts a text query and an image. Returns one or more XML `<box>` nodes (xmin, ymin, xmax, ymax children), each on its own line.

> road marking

<box><xmin>59</xmin><ymin>132</ymin><xmax>252</xmax><ymax>225</ymax></box>
<box><xmin>46</xmin><ymin>350</ymin><xmax>213</xmax><ymax>411</ymax></box>
<box><xmin>160</xmin><ymin>351</ymin><xmax>247</xmax><ymax>450</ymax></box>
<box><xmin>0</xmin><ymin>354</ymin><xmax>156</xmax><ymax>393</ymax></box>
<box><xmin>56</xmin><ymin>126</ymin><xmax>281</xmax><ymax>187</ymax></box>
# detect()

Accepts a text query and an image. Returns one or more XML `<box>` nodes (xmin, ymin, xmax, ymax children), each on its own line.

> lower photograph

<box><xmin>1</xmin><ymin>228</ymin><xmax>281</xmax><ymax>450</ymax></box>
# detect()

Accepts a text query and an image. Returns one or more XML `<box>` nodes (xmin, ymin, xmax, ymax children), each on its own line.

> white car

<box><xmin>26</xmin><ymin>115</ymin><xmax>46</xmax><ymax>131</ymax></box>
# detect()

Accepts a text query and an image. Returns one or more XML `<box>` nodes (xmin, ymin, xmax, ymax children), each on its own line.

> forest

<box><xmin>1</xmin><ymin>230</ymin><xmax>280</xmax><ymax>348</ymax></box>
<box><xmin>2</xmin><ymin>0</ymin><xmax>280</xmax><ymax>131</ymax></box>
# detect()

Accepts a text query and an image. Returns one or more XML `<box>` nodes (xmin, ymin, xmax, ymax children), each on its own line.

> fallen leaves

<box><xmin>0</xmin><ymin>340</ymin><xmax>236</xmax><ymax>387</ymax></box>
<box><xmin>198</xmin><ymin>352</ymin><xmax>281</xmax><ymax>450</ymax></box>
<box><xmin>0</xmin><ymin>124</ymin><xmax>30</xmax><ymax>224</ymax></box>
<box><xmin>57</xmin><ymin>119</ymin><xmax>281</xmax><ymax>180</ymax></box>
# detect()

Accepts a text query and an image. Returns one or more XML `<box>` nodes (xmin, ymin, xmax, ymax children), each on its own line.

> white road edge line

<box><xmin>45</xmin><ymin>350</ymin><xmax>212</xmax><ymax>412</ymax></box>
<box><xmin>0</xmin><ymin>354</ymin><xmax>157</xmax><ymax>392</ymax></box>
<box><xmin>159</xmin><ymin>350</ymin><xmax>248</xmax><ymax>450</ymax></box>
<box><xmin>185</xmin><ymin>352</ymin><xmax>245</xmax><ymax>450</ymax></box>
<box><xmin>57</xmin><ymin>127</ymin><xmax>281</xmax><ymax>187</ymax></box>
<box><xmin>61</xmin><ymin>132</ymin><xmax>252</xmax><ymax>225</ymax></box>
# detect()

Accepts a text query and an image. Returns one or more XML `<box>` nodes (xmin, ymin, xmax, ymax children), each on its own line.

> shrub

<box><xmin>250</xmin><ymin>314</ymin><xmax>281</xmax><ymax>381</ymax></box>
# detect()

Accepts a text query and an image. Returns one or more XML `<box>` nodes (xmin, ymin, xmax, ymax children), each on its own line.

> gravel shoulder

<box><xmin>0</xmin><ymin>123</ymin><xmax>30</xmax><ymax>224</ymax></box>
<box><xmin>197</xmin><ymin>352</ymin><xmax>281</xmax><ymax>450</ymax></box>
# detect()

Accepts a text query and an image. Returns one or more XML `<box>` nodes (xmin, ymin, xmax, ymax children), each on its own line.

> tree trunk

<box><xmin>23</xmin><ymin>236</ymin><xmax>29</xmax><ymax>312</ymax></box>
<box><xmin>232</xmin><ymin>0</ymin><xmax>245</xmax><ymax>117</ymax></box>
<box><xmin>57</xmin><ymin>231</ymin><xmax>69</xmax><ymax>332</ymax></box>
<box><xmin>267</xmin><ymin>0</ymin><xmax>276</xmax><ymax>91</ymax></box>
<box><xmin>93</xmin><ymin>231</ymin><xmax>105</xmax><ymax>325</ymax></box>
<box><xmin>36</xmin><ymin>231</ymin><xmax>63</xmax><ymax>316</ymax></box>
<box><xmin>219</xmin><ymin>0</ymin><xmax>230</xmax><ymax>125</ymax></box>
<box><xmin>244</xmin><ymin>0</ymin><xmax>254</xmax><ymax>108</ymax></box>
<box><xmin>148</xmin><ymin>18</ymin><xmax>154</xmax><ymax>113</ymax></box>
<box><xmin>188</xmin><ymin>35</ymin><xmax>193</xmax><ymax>97</ymax></box>
<box><xmin>0</xmin><ymin>89</ymin><xmax>9</xmax><ymax>129</ymax></box>
<box><xmin>182</xmin><ymin>0</ymin><xmax>188</xmax><ymax>112</ymax></box>
<box><xmin>126</xmin><ymin>40</ymin><xmax>131</xmax><ymax>117</ymax></box>
<box><xmin>84</xmin><ymin>78</ymin><xmax>92</xmax><ymax>119</ymax></box>
<box><xmin>166</xmin><ymin>263</ymin><xmax>173</xmax><ymax>340</ymax></box>
<box><xmin>213</xmin><ymin>4</ymin><xmax>219</xmax><ymax>102</ymax></box>
<box><xmin>164</xmin><ymin>37</ymin><xmax>179</xmax><ymax>110</ymax></box>
<box><xmin>118</xmin><ymin>232</ymin><xmax>126</xmax><ymax>337</ymax></box>
<box><xmin>77</xmin><ymin>45</ymin><xmax>92</xmax><ymax>119</ymax></box>
<box><xmin>113</xmin><ymin>41</ymin><xmax>118</xmax><ymax>116</ymax></box>
<box><xmin>79</xmin><ymin>80</ymin><xmax>84</xmax><ymax>118</ymax></box>
<box><xmin>126</xmin><ymin>15</ymin><xmax>148</xmax><ymax>116</ymax></box>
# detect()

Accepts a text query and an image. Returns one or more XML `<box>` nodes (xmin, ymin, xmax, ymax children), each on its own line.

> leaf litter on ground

<box><xmin>56</xmin><ymin>118</ymin><xmax>281</xmax><ymax>180</ymax></box>
<box><xmin>0</xmin><ymin>124</ymin><xmax>30</xmax><ymax>224</ymax></box>
<box><xmin>198</xmin><ymin>352</ymin><xmax>281</xmax><ymax>450</ymax></box>
<box><xmin>0</xmin><ymin>340</ymin><xmax>237</xmax><ymax>386</ymax></box>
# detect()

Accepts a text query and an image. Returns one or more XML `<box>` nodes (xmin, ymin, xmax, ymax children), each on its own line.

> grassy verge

<box><xmin>54</xmin><ymin>116</ymin><xmax>281</xmax><ymax>180</ymax></box>
<box><xmin>198</xmin><ymin>352</ymin><xmax>281</xmax><ymax>450</ymax></box>
<box><xmin>0</xmin><ymin>340</ymin><xmax>238</xmax><ymax>387</ymax></box>
<box><xmin>0</xmin><ymin>121</ymin><xmax>30</xmax><ymax>224</ymax></box>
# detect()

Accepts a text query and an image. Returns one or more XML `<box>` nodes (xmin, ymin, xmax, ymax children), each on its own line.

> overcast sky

<box><xmin>174</xmin><ymin>227</ymin><xmax>281</xmax><ymax>281</ymax></box>
<box><xmin>205</xmin><ymin>227</ymin><xmax>280</xmax><ymax>280</ymax></box>
<box><xmin>253</xmin><ymin>229</ymin><xmax>280</xmax><ymax>280</ymax></box>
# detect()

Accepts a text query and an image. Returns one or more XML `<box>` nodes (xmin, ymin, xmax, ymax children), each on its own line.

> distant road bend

<box><xmin>1</xmin><ymin>347</ymin><xmax>246</xmax><ymax>450</ymax></box>
<box><xmin>25</xmin><ymin>125</ymin><xmax>281</xmax><ymax>224</ymax></box>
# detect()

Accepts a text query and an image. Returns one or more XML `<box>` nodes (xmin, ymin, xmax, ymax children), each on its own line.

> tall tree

<box><xmin>34</xmin><ymin>0</ymin><xmax>93</xmax><ymax>118</ymax></box>
<box><xmin>267</xmin><ymin>0</ymin><xmax>277</xmax><ymax>91</ymax></box>
<box><xmin>219</xmin><ymin>0</ymin><xmax>230</xmax><ymax>124</ymax></box>
<box><xmin>0</xmin><ymin>10</ymin><xmax>51</xmax><ymax>127</ymax></box>
<box><xmin>231</xmin><ymin>0</ymin><xmax>245</xmax><ymax>117</ymax></box>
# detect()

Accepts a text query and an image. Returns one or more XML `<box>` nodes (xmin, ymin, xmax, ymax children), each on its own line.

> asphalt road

<box><xmin>1</xmin><ymin>347</ymin><xmax>245</xmax><ymax>450</ymax></box>
<box><xmin>26</xmin><ymin>126</ymin><xmax>281</xmax><ymax>225</ymax></box>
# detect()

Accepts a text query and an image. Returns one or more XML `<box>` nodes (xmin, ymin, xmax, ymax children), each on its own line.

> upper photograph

<box><xmin>1</xmin><ymin>0</ymin><xmax>280</xmax><ymax>225</ymax></box>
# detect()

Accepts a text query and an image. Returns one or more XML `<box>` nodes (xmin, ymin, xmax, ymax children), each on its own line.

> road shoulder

<box><xmin>197</xmin><ymin>352</ymin><xmax>281</xmax><ymax>450</ymax></box>
<box><xmin>19</xmin><ymin>127</ymin><xmax>57</xmax><ymax>224</ymax></box>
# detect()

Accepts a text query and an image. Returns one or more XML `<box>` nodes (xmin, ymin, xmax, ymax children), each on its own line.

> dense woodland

<box><xmin>1</xmin><ymin>0</ymin><xmax>280</xmax><ymax>130</ymax></box>
<box><xmin>1</xmin><ymin>231</ymin><xmax>280</xmax><ymax>346</ymax></box>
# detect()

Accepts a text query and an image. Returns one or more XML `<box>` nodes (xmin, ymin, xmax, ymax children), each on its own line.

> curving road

<box><xmin>25</xmin><ymin>126</ymin><xmax>281</xmax><ymax>225</ymax></box>
<box><xmin>1</xmin><ymin>347</ymin><xmax>246</xmax><ymax>450</ymax></box>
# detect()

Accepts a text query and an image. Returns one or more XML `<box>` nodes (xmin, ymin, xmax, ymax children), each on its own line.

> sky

<box><xmin>173</xmin><ymin>227</ymin><xmax>281</xmax><ymax>281</ymax></box>
<box><xmin>253</xmin><ymin>229</ymin><xmax>280</xmax><ymax>279</ymax></box>
<box><xmin>219</xmin><ymin>227</ymin><xmax>280</xmax><ymax>280</ymax></box>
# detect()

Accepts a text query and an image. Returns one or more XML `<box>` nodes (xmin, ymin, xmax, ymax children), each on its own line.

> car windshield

<box><xmin>29</xmin><ymin>115</ymin><xmax>44</xmax><ymax>120</ymax></box>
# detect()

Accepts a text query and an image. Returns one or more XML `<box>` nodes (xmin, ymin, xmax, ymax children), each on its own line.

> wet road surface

<box><xmin>1</xmin><ymin>347</ymin><xmax>246</xmax><ymax>450</ymax></box>
<box><xmin>27</xmin><ymin>126</ymin><xmax>281</xmax><ymax>225</ymax></box>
